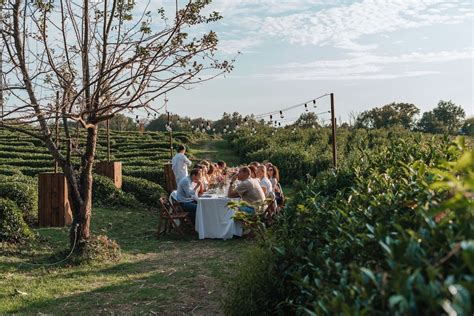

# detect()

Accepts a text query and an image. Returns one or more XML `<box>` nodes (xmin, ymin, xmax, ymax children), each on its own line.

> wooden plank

<box><xmin>57</xmin><ymin>173</ymin><xmax>64</xmax><ymax>226</ymax></box>
<box><xmin>51</xmin><ymin>173</ymin><xmax>60</xmax><ymax>227</ymax></box>
<box><xmin>43</xmin><ymin>173</ymin><xmax>52</xmax><ymax>227</ymax></box>
<box><xmin>115</xmin><ymin>161</ymin><xmax>122</xmax><ymax>189</ymax></box>
<box><xmin>62</xmin><ymin>174</ymin><xmax>72</xmax><ymax>226</ymax></box>
<box><xmin>38</xmin><ymin>173</ymin><xmax>45</xmax><ymax>227</ymax></box>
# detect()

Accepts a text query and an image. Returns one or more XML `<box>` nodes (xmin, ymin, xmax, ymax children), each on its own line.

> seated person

<box><xmin>217</xmin><ymin>160</ymin><xmax>227</xmax><ymax>172</ymax></box>
<box><xmin>248</xmin><ymin>165</ymin><xmax>257</xmax><ymax>178</ymax></box>
<box><xmin>176</xmin><ymin>168</ymin><xmax>204</xmax><ymax>222</ymax></box>
<box><xmin>228</xmin><ymin>167</ymin><xmax>266</xmax><ymax>214</ymax></box>
<box><xmin>256</xmin><ymin>165</ymin><xmax>273</xmax><ymax>195</ymax></box>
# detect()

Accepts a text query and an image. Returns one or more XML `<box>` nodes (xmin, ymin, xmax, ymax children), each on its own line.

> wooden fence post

<box><xmin>96</xmin><ymin>161</ymin><xmax>122</xmax><ymax>189</ymax></box>
<box><xmin>38</xmin><ymin>172</ymin><xmax>73</xmax><ymax>227</ymax></box>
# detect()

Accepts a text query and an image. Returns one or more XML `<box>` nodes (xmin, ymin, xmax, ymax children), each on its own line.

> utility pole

<box><xmin>330</xmin><ymin>93</ymin><xmax>337</xmax><ymax>168</ymax></box>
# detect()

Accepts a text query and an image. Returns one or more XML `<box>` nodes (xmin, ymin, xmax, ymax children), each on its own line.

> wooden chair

<box><xmin>262</xmin><ymin>194</ymin><xmax>278</xmax><ymax>226</ymax></box>
<box><xmin>157</xmin><ymin>197</ymin><xmax>193</xmax><ymax>238</ymax></box>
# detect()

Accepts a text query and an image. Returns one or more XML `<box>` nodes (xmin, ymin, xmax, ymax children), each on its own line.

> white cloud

<box><xmin>241</xmin><ymin>49</ymin><xmax>473</xmax><ymax>81</ymax></box>
<box><xmin>256</xmin><ymin>0</ymin><xmax>474</xmax><ymax>51</ymax></box>
<box><xmin>276</xmin><ymin>49</ymin><xmax>474</xmax><ymax>69</ymax></box>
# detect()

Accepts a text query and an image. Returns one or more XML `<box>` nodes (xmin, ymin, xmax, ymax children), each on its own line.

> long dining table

<box><xmin>195</xmin><ymin>194</ymin><xmax>243</xmax><ymax>240</ymax></box>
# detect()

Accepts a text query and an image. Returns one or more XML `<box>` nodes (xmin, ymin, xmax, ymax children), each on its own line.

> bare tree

<box><xmin>0</xmin><ymin>0</ymin><xmax>233</xmax><ymax>250</ymax></box>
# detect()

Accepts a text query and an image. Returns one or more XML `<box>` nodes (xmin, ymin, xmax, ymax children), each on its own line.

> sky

<box><xmin>141</xmin><ymin>1</ymin><xmax>474</xmax><ymax>122</ymax></box>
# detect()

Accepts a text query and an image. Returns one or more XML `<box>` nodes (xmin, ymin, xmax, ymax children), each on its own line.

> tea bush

<box><xmin>122</xmin><ymin>176</ymin><xmax>167</xmax><ymax>207</ymax></box>
<box><xmin>92</xmin><ymin>175</ymin><xmax>139</xmax><ymax>208</ymax></box>
<box><xmin>226</xmin><ymin>135</ymin><xmax>473</xmax><ymax>315</ymax></box>
<box><xmin>0</xmin><ymin>181</ymin><xmax>38</xmax><ymax>223</ymax></box>
<box><xmin>0</xmin><ymin>198</ymin><xmax>33</xmax><ymax>243</ymax></box>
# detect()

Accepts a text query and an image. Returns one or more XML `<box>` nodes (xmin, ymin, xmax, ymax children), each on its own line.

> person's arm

<box><xmin>184</xmin><ymin>155</ymin><xmax>192</xmax><ymax>166</ymax></box>
<box><xmin>261</xmin><ymin>186</ymin><xmax>267</xmax><ymax>194</ymax></box>
<box><xmin>228</xmin><ymin>180</ymin><xmax>240</xmax><ymax>198</ymax></box>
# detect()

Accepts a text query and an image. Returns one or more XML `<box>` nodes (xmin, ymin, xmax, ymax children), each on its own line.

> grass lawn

<box><xmin>0</xmin><ymin>138</ymin><xmax>252</xmax><ymax>315</ymax></box>
<box><xmin>0</xmin><ymin>206</ymin><xmax>250</xmax><ymax>314</ymax></box>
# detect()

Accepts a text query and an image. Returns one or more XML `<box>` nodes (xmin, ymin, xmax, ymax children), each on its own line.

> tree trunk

<box><xmin>69</xmin><ymin>126</ymin><xmax>98</xmax><ymax>252</ymax></box>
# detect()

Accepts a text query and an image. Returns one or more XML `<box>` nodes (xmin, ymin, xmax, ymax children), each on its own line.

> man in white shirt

<box><xmin>176</xmin><ymin>169</ymin><xmax>204</xmax><ymax>222</ymax></box>
<box><xmin>172</xmin><ymin>145</ymin><xmax>192</xmax><ymax>185</ymax></box>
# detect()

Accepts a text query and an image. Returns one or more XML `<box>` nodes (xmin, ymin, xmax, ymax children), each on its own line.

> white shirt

<box><xmin>260</xmin><ymin>177</ymin><xmax>273</xmax><ymax>194</ymax></box>
<box><xmin>171</xmin><ymin>152</ymin><xmax>192</xmax><ymax>184</ymax></box>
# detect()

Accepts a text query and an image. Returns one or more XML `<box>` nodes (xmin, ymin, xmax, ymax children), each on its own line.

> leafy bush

<box><xmin>0</xmin><ymin>198</ymin><xmax>33</xmax><ymax>243</ymax></box>
<box><xmin>122</xmin><ymin>176</ymin><xmax>167</xmax><ymax>207</ymax></box>
<box><xmin>92</xmin><ymin>175</ymin><xmax>139</xmax><ymax>208</ymax></box>
<box><xmin>0</xmin><ymin>181</ymin><xmax>38</xmax><ymax>223</ymax></box>
<box><xmin>122</xmin><ymin>167</ymin><xmax>165</xmax><ymax>184</ymax></box>
<box><xmin>227</xmin><ymin>136</ymin><xmax>473</xmax><ymax>315</ymax></box>
<box><xmin>0</xmin><ymin>167</ymin><xmax>22</xmax><ymax>176</ymax></box>
<box><xmin>224</xmin><ymin>246</ymin><xmax>284</xmax><ymax>315</ymax></box>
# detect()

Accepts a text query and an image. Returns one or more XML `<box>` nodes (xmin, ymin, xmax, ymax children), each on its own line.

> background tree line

<box><xmin>105</xmin><ymin>100</ymin><xmax>472</xmax><ymax>136</ymax></box>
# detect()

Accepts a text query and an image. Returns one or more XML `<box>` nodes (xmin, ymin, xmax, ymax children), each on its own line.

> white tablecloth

<box><xmin>195</xmin><ymin>196</ymin><xmax>243</xmax><ymax>239</ymax></box>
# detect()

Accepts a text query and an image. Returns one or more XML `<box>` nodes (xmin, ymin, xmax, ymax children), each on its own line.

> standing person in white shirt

<box><xmin>172</xmin><ymin>145</ymin><xmax>192</xmax><ymax>185</ymax></box>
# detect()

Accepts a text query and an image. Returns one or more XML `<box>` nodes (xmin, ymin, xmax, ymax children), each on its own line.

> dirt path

<box><xmin>192</xmin><ymin>139</ymin><xmax>241</xmax><ymax>166</ymax></box>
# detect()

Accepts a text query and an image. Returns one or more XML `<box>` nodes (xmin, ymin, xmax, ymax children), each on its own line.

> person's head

<box><xmin>217</xmin><ymin>160</ymin><xmax>227</xmax><ymax>170</ymax></box>
<box><xmin>208</xmin><ymin>164</ymin><xmax>215</xmax><ymax>176</ymax></box>
<box><xmin>237</xmin><ymin>167</ymin><xmax>251</xmax><ymax>181</ymax></box>
<box><xmin>248</xmin><ymin>165</ymin><xmax>257</xmax><ymax>178</ymax></box>
<box><xmin>201</xmin><ymin>165</ymin><xmax>209</xmax><ymax>177</ymax></box>
<box><xmin>190</xmin><ymin>168</ymin><xmax>202</xmax><ymax>183</ymax></box>
<box><xmin>256</xmin><ymin>165</ymin><xmax>267</xmax><ymax>179</ymax></box>
<box><xmin>194</xmin><ymin>164</ymin><xmax>204</xmax><ymax>170</ymax></box>
<box><xmin>177</xmin><ymin>145</ymin><xmax>186</xmax><ymax>153</ymax></box>
<box><xmin>199</xmin><ymin>160</ymin><xmax>211</xmax><ymax>168</ymax></box>
<box><xmin>249</xmin><ymin>161</ymin><xmax>260</xmax><ymax>168</ymax></box>
<box><xmin>267</xmin><ymin>164</ymin><xmax>280</xmax><ymax>181</ymax></box>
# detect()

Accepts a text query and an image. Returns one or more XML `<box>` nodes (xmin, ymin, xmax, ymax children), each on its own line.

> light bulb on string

<box><xmin>305</xmin><ymin>104</ymin><xmax>308</xmax><ymax>112</ymax></box>
<box><xmin>280</xmin><ymin>110</ymin><xmax>284</xmax><ymax>119</ymax></box>
<box><xmin>313</xmin><ymin>100</ymin><xmax>316</xmax><ymax>108</ymax></box>
<box><xmin>223</xmin><ymin>128</ymin><xmax>227</xmax><ymax>133</ymax></box>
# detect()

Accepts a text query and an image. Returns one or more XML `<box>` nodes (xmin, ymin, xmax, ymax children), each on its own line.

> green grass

<box><xmin>0</xmin><ymin>206</ymin><xmax>250</xmax><ymax>314</ymax></box>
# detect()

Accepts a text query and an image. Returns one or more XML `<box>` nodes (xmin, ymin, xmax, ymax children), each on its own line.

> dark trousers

<box><xmin>180</xmin><ymin>201</ymin><xmax>197</xmax><ymax>223</ymax></box>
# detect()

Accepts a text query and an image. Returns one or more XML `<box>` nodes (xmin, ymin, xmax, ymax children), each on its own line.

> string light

<box><xmin>280</xmin><ymin>110</ymin><xmax>284</xmax><ymax>119</ymax></box>
<box><xmin>313</xmin><ymin>100</ymin><xmax>316</xmax><ymax>108</ymax></box>
<box><xmin>305</xmin><ymin>104</ymin><xmax>308</xmax><ymax>112</ymax></box>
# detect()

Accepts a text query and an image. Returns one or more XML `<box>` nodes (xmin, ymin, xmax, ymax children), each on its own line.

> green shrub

<box><xmin>228</xmin><ymin>136</ymin><xmax>473</xmax><ymax>315</ymax></box>
<box><xmin>0</xmin><ymin>167</ymin><xmax>22</xmax><ymax>176</ymax></box>
<box><xmin>92</xmin><ymin>174</ymin><xmax>139</xmax><ymax>208</ymax></box>
<box><xmin>122</xmin><ymin>176</ymin><xmax>167</xmax><ymax>207</ymax></box>
<box><xmin>224</xmin><ymin>246</ymin><xmax>284</xmax><ymax>315</ymax></box>
<box><xmin>0</xmin><ymin>181</ymin><xmax>38</xmax><ymax>223</ymax></box>
<box><xmin>0</xmin><ymin>198</ymin><xmax>33</xmax><ymax>243</ymax></box>
<box><xmin>122</xmin><ymin>167</ymin><xmax>165</xmax><ymax>184</ymax></box>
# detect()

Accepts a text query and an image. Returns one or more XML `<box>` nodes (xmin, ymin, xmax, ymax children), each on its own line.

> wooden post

<box><xmin>139</xmin><ymin>122</ymin><xmax>145</xmax><ymax>134</ymax></box>
<box><xmin>55</xmin><ymin>91</ymin><xmax>60</xmax><ymax>173</ymax></box>
<box><xmin>38</xmin><ymin>173</ymin><xmax>72</xmax><ymax>227</ymax></box>
<box><xmin>164</xmin><ymin>163</ymin><xmax>176</xmax><ymax>194</ymax></box>
<box><xmin>330</xmin><ymin>93</ymin><xmax>337</xmax><ymax>168</ymax></box>
<box><xmin>106</xmin><ymin>118</ymin><xmax>111</xmax><ymax>162</ymax></box>
<box><xmin>168</xmin><ymin>111</ymin><xmax>173</xmax><ymax>160</ymax></box>
<box><xmin>96</xmin><ymin>161</ymin><xmax>122</xmax><ymax>189</ymax></box>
